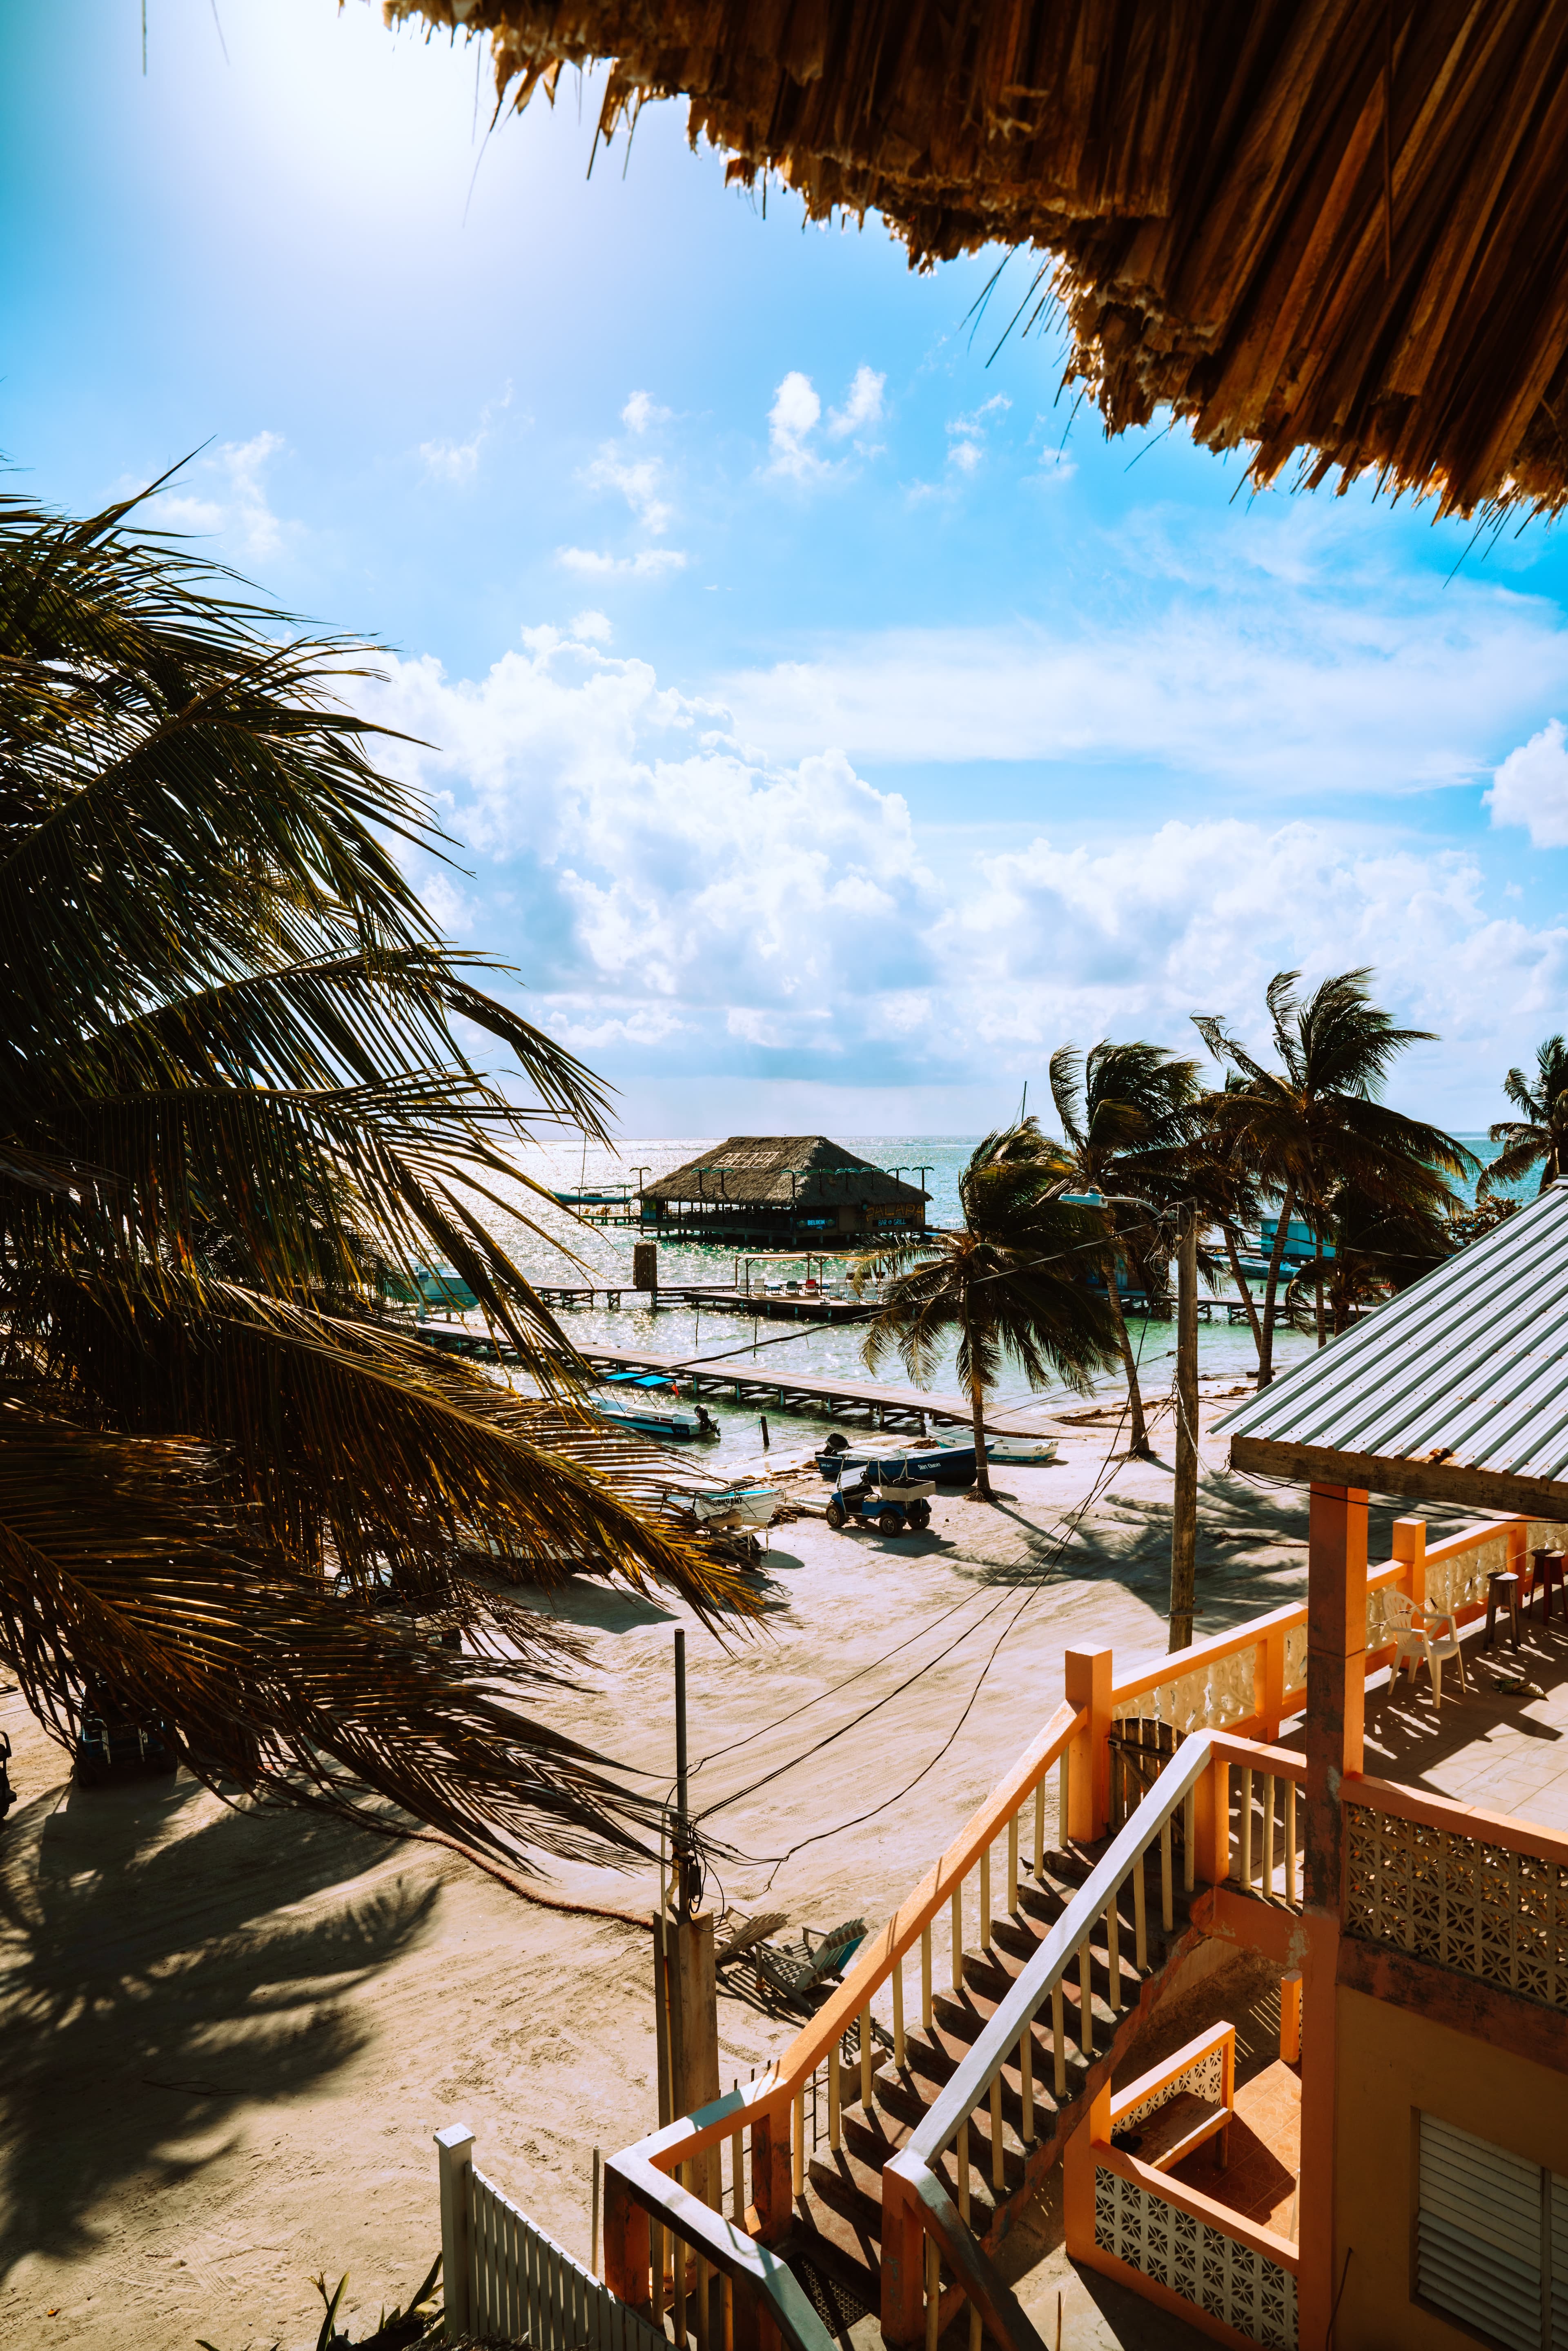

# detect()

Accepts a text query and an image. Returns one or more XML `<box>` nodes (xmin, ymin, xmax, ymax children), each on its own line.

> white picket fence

<box><xmin>437</xmin><ymin>2125</ymin><xmax>666</xmax><ymax>2350</ymax></box>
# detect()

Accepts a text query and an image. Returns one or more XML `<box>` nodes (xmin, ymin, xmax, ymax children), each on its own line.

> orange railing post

<box><xmin>603</xmin><ymin>2163</ymin><xmax>651</xmax><ymax>2312</ymax></box>
<box><xmin>1065</xmin><ymin>1647</ymin><xmax>1112</xmax><ymax>1843</ymax></box>
<box><xmin>879</xmin><ymin>2166</ymin><xmax>925</xmax><ymax>2346</ymax></box>
<box><xmin>750</xmin><ymin>2104</ymin><xmax>792</xmax><ymax>2242</ymax></box>
<box><xmin>1254</xmin><ymin>1622</ymin><xmax>1285</xmax><ymax>1742</ymax></box>
<box><xmin>1392</xmin><ymin>1515</ymin><xmax>1426</xmax><ymax>1610</ymax></box>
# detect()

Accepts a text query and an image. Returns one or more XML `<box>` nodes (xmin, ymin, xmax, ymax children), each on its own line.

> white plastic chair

<box><xmin>1385</xmin><ymin>1590</ymin><xmax>1467</xmax><ymax>1706</ymax></box>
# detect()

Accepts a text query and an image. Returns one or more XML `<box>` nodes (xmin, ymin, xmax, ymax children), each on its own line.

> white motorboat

<box><xmin>984</xmin><ymin>1435</ymin><xmax>1062</xmax><ymax>1466</ymax></box>
<box><xmin>590</xmin><ymin>1390</ymin><xmax>718</xmax><ymax>1442</ymax></box>
<box><xmin>690</xmin><ymin>1483</ymin><xmax>779</xmax><ymax>1529</ymax></box>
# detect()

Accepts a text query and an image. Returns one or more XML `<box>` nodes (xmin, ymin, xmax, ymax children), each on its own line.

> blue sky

<box><xmin>8</xmin><ymin>0</ymin><xmax>1568</xmax><ymax>1134</ymax></box>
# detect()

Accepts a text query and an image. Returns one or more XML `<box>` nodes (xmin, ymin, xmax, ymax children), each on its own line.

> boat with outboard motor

<box><xmin>590</xmin><ymin>1389</ymin><xmax>719</xmax><ymax>1442</ymax></box>
<box><xmin>814</xmin><ymin>1432</ymin><xmax>976</xmax><ymax>1485</ymax></box>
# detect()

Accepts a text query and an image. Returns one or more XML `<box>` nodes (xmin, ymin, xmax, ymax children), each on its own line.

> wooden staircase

<box><xmin>780</xmin><ymin>1840</ymin><xmax>1200</xmax><ymax>2334</ymax></box>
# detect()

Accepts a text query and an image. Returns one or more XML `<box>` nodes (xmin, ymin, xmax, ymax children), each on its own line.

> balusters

<box><xmin>922</xmin><ymin>1923</ymin><xmax>933</xmax><ymax>2027</ymax></box>
<box><xmin>1183</xmin><ymin>1787</ymin><xmax>1196</xmax><ymax>1894</ymax></box>
<box><xmin>980</xmin><ymin>1847</ymin><xmax>992</xmax><ymax>1949</ymax></box>
<box><xmin>1262</xmin><ymin>1776</ymin><xmax>1276</xmax><ymax>1898</ymax></box>
<box><xmin>1133</xmin><ymin>1843</ymin><xmax>1149</xmax><ymax>1971</ymax></box>
<box><xmin>792</xmin><ymin>2087</ymin><xmax>804</xmax><ymax>2196</ymax></box>
<box><xmin>860</xmin><ymin>2006</ymin><xmax>873</xmax><ymax>2110</ymax></box>
<box><xmin>731</xmin><ymin>2109</ymin><xmax>744</xmax><ymax>2223</ymax></box>
<box><xmin>893</xmin><ymin>1951</ymin><xmax>906</xmax><ymax>2068</ymax></box>
<box><xmin>1051</xmin><ymin>1983</ymin><xmax>1067</xmax><ymax>2095</ymax></box>
<box><xmin>695</xmin><ymin>2251</ymin><xmax>710</xmax><ymax>2351</ymax></box>
<box><xmin>1020</xmin><ymin>2028</ymin><xmax>1034</xmax><ymax>2140</ymax></box>
<box><xmin>1285</xmin><ymin>1778</ymin><xmax>1297</xmax><ymax>1906</ymax></box>
<box><xmin>1008</xmin><ymin>1811</ymin><xmax>1019</xmax><ymax>1912</ymax></box>
<box><xmin>1035</xmin><ymin>1777</ymin><xmax>1046</xmax><ymax>1879</ymax></box>
<box><xmin>1106</xmin><ymin>1885</ymin><xmax>1121</xmax><ymax>2011</ymax></box>
<box><xmin>969</xmin><ymin>2302</ymin><xmax>982</xmax><ymax>2351</ymax></box>
<box><xmin>829</xmin><ymin>2037</ymin><xmax>842</xmax><ymax>2152</ymax></box>
<box><xmin>952</xmin><ymin>1886</ymin><xmax>964</xmax><ymax>1990</ymax></box>
<box><xmin>1078</xmin><ymin>1938</ymin><xmax>1094</xmax><ymax>2059</ymax></box>
<box><xmin>956</xmin><ymin>2118</ymin><xmax>971</xmax><ymax>2222</ymax></box>
<box><xmin>1059</xmin><ymin>1752</ymin><xmax>1070</xmax><ymax>1853</ymax></box>
<box><xmin>723</xmin><ymin>2273</ymin><xmax>734</xmax><ymax>2351</ymax></box>
<box><xmin>1160</xmin><ymin>1815</ymin><xmax>1174</xmax><ymax>1933</ymax></box>
<box><xmin>1240</xmin><ymin>1765</ymin><xmax>1254</xmax><ymax>1886</ymax></box>
<box><xmin>990</xmin><ymin>2075</ymin><xmax>1005</xmax><ymax>2191</ymax></box>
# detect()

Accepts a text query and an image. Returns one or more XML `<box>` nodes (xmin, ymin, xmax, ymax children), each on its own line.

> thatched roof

<box><xmin>388</xmin><ymin>2</ymin><xmax>1568</xmax><ymax>519</ymax></box>
<box><xmin>643</xmin><ymin>1136</ymin><xmax>928</xmax><ymax>1208</ymax></box>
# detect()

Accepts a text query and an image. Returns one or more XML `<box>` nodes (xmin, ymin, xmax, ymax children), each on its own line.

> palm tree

<box><xmin>855</xmin><ymin>1122</ymin><xmax>1120</xmax><ymax>1500</ymax></box>
<box><xmin>1482</xmin><ymin>1035</ymin><xmax>1568</xmax><ymax>1197</ymax></box>
<box><xmin>1196</xmin><ymin>971</ymin><xmax>1472</xmax><ymax>1381</ymax></box>
<box><xmin>0</xmin><ymin>484</ymin><xmax>741</xmax><ymax>1868</ymax></box>
<box><xmin>1045</xmin><ymin>1041</ymin><xmax>1201</xmax><ymax>1458</ymax></box>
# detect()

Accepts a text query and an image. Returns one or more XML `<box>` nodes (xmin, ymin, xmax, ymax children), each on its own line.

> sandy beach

<box><xmin>0</xmin><ymin>1386</ymin><xmax>1456</xmax><ymax>2350</ymax></box>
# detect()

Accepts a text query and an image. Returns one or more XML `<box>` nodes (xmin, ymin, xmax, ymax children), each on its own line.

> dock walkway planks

<box><xmin>580</xmin><ymin>1344</ymin><xmax>1062</xmax><ymax>1436</ymax></box>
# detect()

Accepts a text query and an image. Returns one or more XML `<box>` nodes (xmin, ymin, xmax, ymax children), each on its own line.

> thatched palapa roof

<box><xmin>388</xmin><ymin>2</ymin><xmax>1568</xmax><ymax>519</ymax></box>
<box><xmin>643</xmin><ymin>1137</ymin><xmax>927</xmax><ymax>1208</ymax></box>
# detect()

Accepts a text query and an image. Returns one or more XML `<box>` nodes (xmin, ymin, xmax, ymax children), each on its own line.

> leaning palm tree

<box><xmin>855</xmin><ymin>1122</ymin><xmax>1121</xmax><ymax>1500</ymax></box>
<box><xmin>1482</xmin><ymin>1034</ymin><xmax>1568</xmax><ymax>1197</ymax></box>
<box><xmin>1196</xmin><ymin>971</ymin><xmax>1472</xmax><ymax>1381</ymax></box>
<box><xmin>0</xmin><ymin>483</ymin><xmax>744</xmax><ymax>1870</ymax></box>
<box><xmin>1045</xmin><ymin>1041</ymin><xmax>1200</xmax><ymax>1458</ymax></box>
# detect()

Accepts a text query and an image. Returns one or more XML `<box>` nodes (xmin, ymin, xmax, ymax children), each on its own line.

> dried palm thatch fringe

<box><xmin>390</xmin><ymin>0</ymin><xmax>1568</xmax><ymax>519</ymax></box>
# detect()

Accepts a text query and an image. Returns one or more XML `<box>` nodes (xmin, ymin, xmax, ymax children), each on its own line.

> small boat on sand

<box><xmin>984</xmin><ymin>1435</ymin><xmax>1061</xmax><ymax>1466</ymax></box>
<box><xmin>690</xmin><ymin>1483</ymin><xmax>779</xmax><ymax>1529</ymax></box>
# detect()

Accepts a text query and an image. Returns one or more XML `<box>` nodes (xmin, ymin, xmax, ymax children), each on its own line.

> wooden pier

<box><xmin>533</xmin><ymin>1281</ymin><xmax>872</xmax><ymax>1325</ymax></box>
<box><xmin>579</xmin><ymin>1345</ymin><xmax>1060</xmax><ymax>1437</ymax></box>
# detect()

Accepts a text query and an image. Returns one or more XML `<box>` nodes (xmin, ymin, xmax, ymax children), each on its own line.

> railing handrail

<box><xmin>899</xmin><ymin>1727</ymin><xmax>1222</xmax><ymax>2171</ymax></box>
<box><xmin>764</xmin><ymin>1697</ymin><xmax>1084</xmax><ymax>2095</ymax></box>
<box><xmin>1108</xmin><ymin>1509</ymin><xmax>1541</xmax><ymax>1714</ymax></box>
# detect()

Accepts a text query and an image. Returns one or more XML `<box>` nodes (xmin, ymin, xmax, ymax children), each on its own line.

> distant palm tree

<box><xmin>856</xmin><ymin>1122</ymin><xmax>1120</xmax><ymax>1501</ymax></box>
<box><xmin>1046</xmin><ymin>1041</ymin><xmax>1201</xmax><ymax>1458</ymax></box>
<box><xmin>0</xmin><ymin>484</ymin><xmax>735</xmax><ymax>1867</ymax></box>
<box><xmin>1482</xmin><ymin>1034</ymin><xmax>1568</xmax><ymax>1197</ymax></box>
<box><xmin>1196</xmin><ymin>971</ymin><xmax>1472</xmax><ymax>1379</ymax></box>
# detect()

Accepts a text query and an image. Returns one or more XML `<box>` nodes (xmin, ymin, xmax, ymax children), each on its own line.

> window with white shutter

<box><xmin>1416</xmin><ymin>2113</ymin><xmax>1568</xmax><ymax>2351</ymax></box>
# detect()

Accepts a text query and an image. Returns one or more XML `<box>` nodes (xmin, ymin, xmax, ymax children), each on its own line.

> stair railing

<box><xmin>880</xmin><ymin>1726</ymin><xmax>1238</xmax><ymax>2351</ymax></box>
<box><xmin>603</xmin><ymin>1699</ymin><xmax>1086</xmax><ymax>2347</ymax></box>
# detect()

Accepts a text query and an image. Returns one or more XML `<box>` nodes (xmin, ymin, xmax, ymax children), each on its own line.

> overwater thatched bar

<box><xmin>388</xmin><ymin>1</ymin><xmax>1568</xmax><ymax>518</ymax></box>
<box><xmin>640</xmin><ymin>1134</ymin><xmax>927</xmax><ymax>1242</ymax></box>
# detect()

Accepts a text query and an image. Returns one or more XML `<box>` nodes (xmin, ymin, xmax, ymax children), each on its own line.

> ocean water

<box><xmin>459</xmin><ymin>1130</ymin><xmax>1523</xmax><ymax>1467</ymax></box>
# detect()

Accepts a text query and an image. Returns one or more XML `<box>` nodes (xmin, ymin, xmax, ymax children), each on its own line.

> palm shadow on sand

<box><xmin>0</xmin><ymin>1770</ymin><xmax>439</xmax><ymax>2277</ymax></box>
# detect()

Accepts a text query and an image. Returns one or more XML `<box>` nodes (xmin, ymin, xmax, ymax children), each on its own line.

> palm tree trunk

<box><xmin>1105</xmin><ymin>1275</ymin><xmax>1152</xmax><ymax>1457</ymax></box>
<box><xmin>1222</xmin><ymin>1224</ymin><xmax>1266</xmax><ymax>1373</ymax></box>
<box><xmin>970</xmin><ymin>1367</ymin><xmax>993</xmax><ymax>1500</ymax></box>
<box><xmin>1312</xmin><ymin>1225</ymin><xmax>1326</xmax><ymax>1347</ymax></box>
<box><xmin>1257</xmin><ymin>1181</ymin><xmax>1297</xmax><ymax>1389</ymax></box>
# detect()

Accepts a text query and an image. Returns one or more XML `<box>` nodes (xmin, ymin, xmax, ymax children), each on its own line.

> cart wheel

<box><xmin>825</xmin><ymin>1499</ymin><xmax>847</xmax><ymax>1530</ymax></box>
<box><xmin>881</xmin><ymin>1508</ymin><xmax>907</xmax><ymax>1537</ymax></box>
<box><xmin>908</xmin><ymin>1501</ymin><xmax>931</xmax><ymax>1532</ymax></box>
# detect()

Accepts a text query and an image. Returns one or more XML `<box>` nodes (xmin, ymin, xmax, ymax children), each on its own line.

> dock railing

<box><xmin>603</xmin><ymin>1700</ymin><xmax>1086</xmax><ymax>2351</ymax></box>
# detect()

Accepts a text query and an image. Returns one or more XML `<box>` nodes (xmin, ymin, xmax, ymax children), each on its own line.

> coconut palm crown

<box><xmin>1482</xmin><ymin>1034</ymin><xmax>1568</xmax><ymax>1198</ymax></box>
<box><xmin>855</xmin><ymin>1121</ymin><xmax>1121</xmax><ymax>1500</ymax></box>
<box><xmin>1196</xmin><ymin>969</ymin><xmax>1472</xmax><ymax>1379</ymax></box>
<box><xmin>1045</xmin><ymin>1040</ymin><xmax>1201</xmax><ymax>1458</ymax></box>
<box><xmin>0</xmin><ymin>484</ymin><xmax>744</xmax><ymax>1868</ymax></box>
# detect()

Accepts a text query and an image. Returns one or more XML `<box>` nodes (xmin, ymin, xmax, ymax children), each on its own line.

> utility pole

<box><xmin>1168</xmin><ymin>1201</ymin><xmax>1199</xmax><ymax>1652</ymax></box>
<box><xmin>673</xmin><ymin>1627</ymin><xmax>691</xmax><ymax>1917</ymax></box>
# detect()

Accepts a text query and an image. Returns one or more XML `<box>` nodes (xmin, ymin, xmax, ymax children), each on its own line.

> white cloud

<box><xmin>946</xmin><ymin>394</ymin><xmax>1011</xmax><ymax>477</ymax></box>
<box><xmin>826</xmin><ymin>365</ymin><xmax>886</xmax><ymax>442</ymax></box>
<box><xmin>557</xmin><ymin>546</ymin><xmax>688</xmax><ymax>579</ymax></box>
<box><xmin>570</xmin><ymin>608</ymin><xmax>614</xmax><ymax>644</ymax></box>
<box><xmin>718</xmin><ymin>585</ymin><xmax>1568</xmax><ymax>797</ymax></box>
<box><xmin>1487</xmin><ymin>718</ymin><xmax>1568</xmax><ymax>847</ymax></box>
<box><xmin>154</xmin><ymin>432</ymin><xmax>290</xmax><ymax>563</ymax></box>
<box><xmin>419</xmin><ymin>384</ymin><xmax>513</xmax><ymax>486</ymax></box>
<box><xmin>583</xmin><ymin>449</ymin><xmax>671</xmax><ymax>534</ymax></box>
<box><xmin>767</xmin><ymin>371</ymin><xmax>824</xmax><ymax>480</ymax></box>
<box><xmin>621</xmin><ymin>390</ymin><xmax>671</xmax><ymax>435</ymax></box>
<box><xmin>348</xmin><ymin>632</ymin><xmax>1568</xmax><ymax>1117</ymax></box>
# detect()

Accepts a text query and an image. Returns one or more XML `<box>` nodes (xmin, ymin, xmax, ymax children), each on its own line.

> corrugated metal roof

<box><xmin>1218</xmin><ymin>1179</ymin><xmax>1568</xmax><ymax>1503</ymax></box>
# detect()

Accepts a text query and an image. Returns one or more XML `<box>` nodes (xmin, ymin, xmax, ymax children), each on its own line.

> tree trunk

<box><xmin>1312</xmin><ymin>1223</ymin><xmax>1327</xmax><ymax>1347</ymax></box>
<box><xmin>1223</xmin><ymin>1223</ymin><xmax>1265</xmax><ymax>1373</ymax></box>
<box><xmin>969</xmin><ymin>1368</ymin><xmax>993</xmax><ymax>1500</ymax></box>
<box><xmin>1257</xmin><ymin>1181</ymin><xmax>1297</xmax><ymax>1389</ymax></box>
<box><xmin>1168</xmin><ymin>1208</ymin><xmax>1199</xmax><ymax>1652</ymax></box>
<box><xmin>1105</xmin><ymin>1275</ymin><xmax>1152</xmax><ymax>1457</ymax></box>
